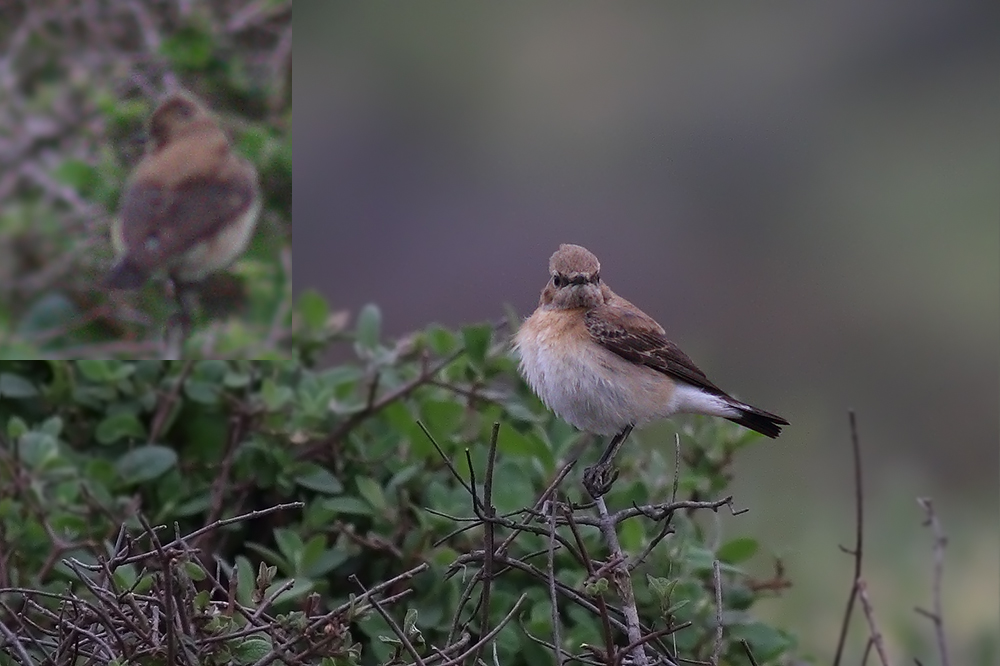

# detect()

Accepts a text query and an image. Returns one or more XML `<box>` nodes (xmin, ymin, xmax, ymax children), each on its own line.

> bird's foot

<box><xmin>583</xmin><ymin>461</ymin><xmax>619</xmax><ymax>499</ymax></box>
<box><xmin>163</xmin><ymin>308</ymin><xmax>192</xmax><ymax>359</ymax></box>
<box><xmin>166</xmin><ymin>309</ymin><xmax>192</xmax><ymax>335</ymax></box>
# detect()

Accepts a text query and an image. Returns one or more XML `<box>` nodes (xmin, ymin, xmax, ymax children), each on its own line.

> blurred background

<box><xmin>296</xmin><ymin>2</ymin><xmax>999</xmax><ymax>661</ymax></box>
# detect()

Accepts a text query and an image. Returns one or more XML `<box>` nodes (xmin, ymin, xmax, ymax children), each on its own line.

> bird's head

<box><xmin>147</xmin><ymin>92</ymin><xmax>216</xmax><ymax>150</ymax></box>
<box><xmin>540</xmin><ymin>243</ymin><xmax>606</xmax><ymax>310</ymax></box>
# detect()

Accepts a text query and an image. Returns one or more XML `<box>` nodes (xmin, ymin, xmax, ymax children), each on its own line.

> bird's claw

<box><xmin>583</xmin><ymin>462</ymin><xmax>619</xmax><ymax>499</ymax></box>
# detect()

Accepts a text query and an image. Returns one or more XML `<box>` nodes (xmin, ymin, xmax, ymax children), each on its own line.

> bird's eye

<box><xmin>552</xmin><ymin>275</ymin><xmax>565</xmax><ymax>288</ymax></box>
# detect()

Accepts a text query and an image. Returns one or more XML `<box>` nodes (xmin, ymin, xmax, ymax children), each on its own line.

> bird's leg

<box><xmin>597</xmin><ymin>425</ymin><xmax>634</xmax><ymax>466</ymax></box>
<box><xmin>583</xmin><ymin>425</ymin><xmax>634</xmax><ymax>499</ymax></box>
<box><xmin>164</xmin><ymin>275</ymin><xmax>195</xmax><ymax>352</ymax></box>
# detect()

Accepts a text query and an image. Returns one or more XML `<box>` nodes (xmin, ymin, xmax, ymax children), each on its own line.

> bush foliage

<box><xmin>0</xmin><ymin>302</ymin><xmax>799</xmax><ymax>665</ymax></box>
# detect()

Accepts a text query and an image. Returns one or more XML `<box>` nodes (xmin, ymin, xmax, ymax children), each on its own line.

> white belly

<box><xmin>514</xmin><ymin>308</ymin><xmax>739</xmax><ymax>435</ymax></box>
<box><xmin>514</xmin><ymin>311</ymin><xmax>674</xmax><ymax>434</ymax></box>
<box><xmin>175</xmin><ymin>197</ymin><xmax>261</xmax><ymax>281</ymax></box>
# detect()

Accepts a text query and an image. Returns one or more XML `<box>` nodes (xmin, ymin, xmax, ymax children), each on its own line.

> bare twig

<box><xmin>301</xmin><ymin>349</ymin><xmax>464</xmax><ymax>460</ymax></box>
<box><xmin>712</xmin><ymin>559</ymin><xmax>723</xmax><ymax>666</ymax></box>
<box><xmin>593</xmin><ymin>496</ymin><xmax>648</xmax><ymax>666</ymax></box>
<box><xmin>350</xmin><ymin>574</ymin><xmax>428</xmax><ymax>666</ymax></box>
<box><xmin>561</xmin><ymin>503</ymin><xmax>617</xmax><ymax>659</ymax></box>
<box><xmin>0</xmin><ymin>616</ymin><xmax>34</xmax><ymax>665</ymax></box>
<box><xmin>856</xmin><ymin>580</ymin><xmax>889</xmax><ymax>666</ymax></box>
<box><xmin>548</xmin><ymin>497</ymin><xmax>565</xmax><ymax>665</ymax></box>
<box><xmin>832</xmin><ymin>410</ymin><xmax>863</xmax><ymax>666</ymax></box>
<box><xmin>573</xmin><ymin>496</ymin><xmax>736</xmax><ymax>528</ymax></box>
<box><xmin>739</xmin><ymin>639</ymin><xmax>759</xmax><ymax>666</ymax></box>
<box><xmin>915</xmin><ymin>497</ymin><xmax>950</xmax><ymax>666</ymax></box>
<box><xmin>435</xmin><ymin>593</ymin><xmax>528</xmax><ymax>666</ymax></box>
<box><xmin>475</xmin><ymin>423</ymin><xmax>502</xmax><ymax>665</ymax></box>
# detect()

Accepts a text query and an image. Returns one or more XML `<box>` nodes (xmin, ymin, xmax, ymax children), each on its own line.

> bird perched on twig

<box><xmin>514</xmin><ymin>243</ymin><xmax>788</xmax><ymax>497</ymax></box>
<box><xmin>105</xmin><ymin>91</ymin><xmax>261</xmax><ymax>326</ymax></box>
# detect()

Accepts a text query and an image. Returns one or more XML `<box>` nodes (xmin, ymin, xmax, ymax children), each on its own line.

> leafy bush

<box><xmin>0</xmin><ymin>299</ymin><xmax>799</xmax><ymax>665</ymax></box>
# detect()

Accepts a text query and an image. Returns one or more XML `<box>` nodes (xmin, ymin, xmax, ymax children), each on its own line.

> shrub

<box><xmin>0</xmin><ymin>302</ymin><xmax>798</xmax><ymax>665</ymax></box>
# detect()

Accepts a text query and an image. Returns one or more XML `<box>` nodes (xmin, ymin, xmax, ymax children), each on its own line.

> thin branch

<box><xmin>471</xmin><ymin>422</ymin><xmax>501</xmax><ymax>666</ymax></box>
<box><xmin>832</xmin><ymin>410</ymin><xmax>863</xmax><ymax>666</ymax></box>
<box><xmin>915</xmin><ymin>497</ymin><xmax>950</xmax><ymax>666</ymax></box>
<box><xmin>300</xmin><ymin>348</ymin><xmax>465</xmax><ymax>460</ymax></box>
<box><xmin>433</xmin><ymin>593</ymin><xmax>528</xmax><ymax>666</ymax></box>
<box><xmin>856</xmin><ymin>580</ymin><xmax>889</xmax><ymax>666</ymax></box>
<box><xmin>711</xmin><ymin>560</ymin><xmax>723</xmax><ymax>666</ymax></box>
<box><xmin>350</xmin><ymin>574</ymin><xmax>428</xmax><ymax>666</ymax></box>
<box><xmin>593</xmin><ymin>496</ymin><xmax>648</xmax><ymax>666</ymax></box>
<box><xmin>739</xmin><ymin>639</ymin><xmax>759</xmax><ymax>666</ymax></box>
<box><xmin>548</xmin><ymin>497</ymin><xmax>565</xmax><ymax>666</ymax></box>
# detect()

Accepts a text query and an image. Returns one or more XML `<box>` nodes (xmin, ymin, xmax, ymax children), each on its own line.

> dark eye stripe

<box><xmin>553</xmin><ymin>273</ymin><xmax>599</xmax><ymax>287</ymax></box>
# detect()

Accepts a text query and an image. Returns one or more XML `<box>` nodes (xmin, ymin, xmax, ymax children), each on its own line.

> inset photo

<box><xmin>0</xmin><ymin>1</ymin><xmax>292</xmax><ymax>359</ymax></box>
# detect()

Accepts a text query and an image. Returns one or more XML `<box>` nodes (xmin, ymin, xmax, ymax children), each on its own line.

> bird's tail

<box><xmin>104</xmin><ymin>259</ymin><xmax>147</xmax><ymax>290</ymax></box>
<box><xmin>725</xmin><ymin>402</ymin><xmax>789</xmax><ymax>439</ymax></box>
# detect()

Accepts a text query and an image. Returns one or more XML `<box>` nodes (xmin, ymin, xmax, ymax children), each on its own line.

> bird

<box><xmin>514</xmin><ymin>243</ymin><xmax>788</xmax><ymax>496</ymax></box>
<box><xmin>105</xmin><ymin>91</ymin><xmax>261</xmax><ymax>294</ymax></box>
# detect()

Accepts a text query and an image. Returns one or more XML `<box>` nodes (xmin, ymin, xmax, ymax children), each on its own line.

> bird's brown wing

<box><xmin>585</xmin><ymin>304</ymin><xmax>728</xmax><ymax>396</ymax></box>
<box><xmin>119</xmin><ymin>176</ymin><xmax>256</xmax><ymax>274</ymax></box>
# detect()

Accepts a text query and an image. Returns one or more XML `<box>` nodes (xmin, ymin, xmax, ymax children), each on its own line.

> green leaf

<box><xmin>684</xmin><ymin>546</ymin><xmax>718</xmax><ymax>573</ymax></box>
<box><xmin>16</xmin><ymin>293</ymin><xmax>79</xmax><ymax>337</ymax></box>
<box><xmin>115</xmin><ymin>445</ymin><xmax>178</xmax><ymax>485</ymax></box>
<box><xmin>274</xmin><ymin>528</ymin><xmax>304</xmax><ymax>565</ymax></box>
<box><xmin>0</xmin><ymin>373</ymin><xmax>37</xmax><ymax>398</ymax></box>
<box><xmin>403</xmin><ymin>608</ymin><xmax>418</xmax><ymax>635</ymax></box>
<box><xmin>194</xmin><ymin>360</ymin><xmax>230</xmax><ymax>382</ymax></box>
<box><xmin>355</xmin><ymin>476</ymin><xmax>387</xmax><ymax>513</ymax></box>
<box><xmin>729</xmin><ymin>622</ymin><xmax>795</xmax><ymax>661</ymax></box>
<box><xmin>6</xmin><ymin>416</ymin><xmax>28</xmax><ymax>438</ymax></box>
<box><xmin>160</xmin><ymin>25</ymin><xmax>215</xmax><ymax>70</ymax></box>
<box><xmin>237</xmin><ymin>126</ymin><xmax>270</xmax><ymax>162</ymax></box>
<box><xmin>17</xmin><ymin>431</ymin><xmax>60</xmax><ymax>468</ymax></box>
<box><xmin>95</xmin><ymin>413</ymin><xmax>146</xmax><ymax>445</ymax></box>
<box><xmin>461</xmin><ymin>323</ymin><xmax>492</xmax><ymax>367</ymax></box>
<box><xmin>424</xmin><ymin>324</ymin><xmax>457</xmax><ymax>355</ymax></box>
<box><xmin>261</xmin><ymin>378</ymin><xmax>293</xmax><ymax>411</ymax></box>
<box><xmin>224</xmin><ymin>371</ymin><xmax>251</xmax><ymax>388</ymax></box>
<box><xmin>647</xmin><ymin>575</ymin><xmax>678</xmax><ymax>602</ymax></box>
<box><xmin>132</xmin><ymin>574</ymin><xmax>154</xmax><ymax>596</ymax></box>
<box><xmin>293</xmin><ymin>464</ymin><xmax>343</xmax><ymax>495</ymax></box>
<box><xmin>302</xmin><ymin>548</ymin><xmax>348</xmax><ymax>578</ymax></box>
<box><xmin>488</xmin><ymin>462</ymin><xmax>537</xmax><ymax>514</ymax></box>
<box><xmin>419</xmin><ymin>400</ymin><xmax>464</xmax><ymax>439</ymax></box>
<box><xmin>355</xmin><ymin>303</ymin><xmax>381</xmax><ymax>351</ymax></box>
<box><xmin>496</xmin><ymin>425</ymin><xmax>552</xmax><ymax>467</ymax></box>
<box><xmin>39</xmin><ymin>416</ymin><xmax>63</xmax><ymax>437</ymax></box>
<box><xmin>76</xmin><ymin>360</ymin><xmax>114</xmax><ymax>382</ymax></box>
<box><xmin>297</xmin><ymin>289</ymin><xmax>330</xmax><ymax>330</ymax></box>
<box><xmin>235</xmin><ymin>556</ymin><xmax>255</xmax><ymax>605</ymax></box>
<box><xmin>231</xmin><ymin>636</ymin><xmax>272</xmax><ymax>664</ymax></box>
<box><xmin>53</xmin><ymin>159</ymin><xmax>100</xmax><ymax>196</ymax></box>
<box><xmin>664</xmin><ymin>599</ymin><xmax>691</xmax><ymax>616</ymax></box>
<box><xmin>322</xmin><ymin>496</ymin><xmax>372</xmax><ymax>516</ymax></box>
<box><xmin>184</xmin><ymin>378</ymin><xmax>219</xmax><ymax>405</ymax></box>
<box><xmin>182</xmin><ymin>561</ymin><xmax>207</xmax><ymax>581</ymax></box>
<box><xmin>266</xmin><ymin>578</ymin><xmax>314</xmax><ymax>605</ymax></box>
<box><xmin>618</xmin><ymin>514</ymin><xmax>644</xmax><ymax>551</ymax></box>
<box><xmin>717</xmin><ymin>537</ymin><xmax>759</xmax><ymax>564</ymax></box>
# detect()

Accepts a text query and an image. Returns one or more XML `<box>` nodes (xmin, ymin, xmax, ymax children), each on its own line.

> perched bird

<box><xmin>514</xmin><ymin>243</ymin><xmax>788</xmax><ymax>495</ymax></box>
<box><xmin>105</xmin><ymin>91</ymin><xmax>261</xmax><ymax>291</ymax></box>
